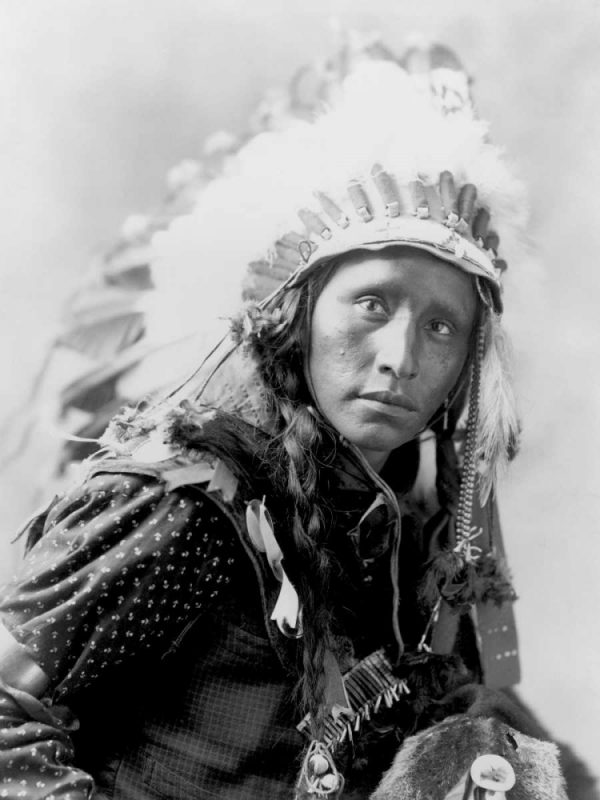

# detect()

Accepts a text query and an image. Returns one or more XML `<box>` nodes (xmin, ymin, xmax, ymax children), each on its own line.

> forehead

<box><xmin>320</xmin><ymin>246</ymin><xmax>477</xmax><ymax>312</ymax></box>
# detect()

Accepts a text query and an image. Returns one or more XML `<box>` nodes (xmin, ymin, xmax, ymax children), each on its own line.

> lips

<box><xmin>359</xmin><ymin>390</ymin><xmax>418</xmax><ymax>413</ymax></box>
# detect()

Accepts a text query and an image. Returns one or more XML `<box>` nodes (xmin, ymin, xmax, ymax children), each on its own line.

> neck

<box><xmin>358</xmin><ymin>447</ymin><xmax>389</xmax><ymax>474</ymax></box>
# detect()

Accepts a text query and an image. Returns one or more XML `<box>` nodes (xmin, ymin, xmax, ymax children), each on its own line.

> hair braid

<box><xmin>237</xmin><ymin>275</ymin><xmax>341</xmax><ymax>737</ymax></box>
<box><xmin>273</xmin><ymin>383</ymin><xmax>335</xmax><ymax>737</ymax></box>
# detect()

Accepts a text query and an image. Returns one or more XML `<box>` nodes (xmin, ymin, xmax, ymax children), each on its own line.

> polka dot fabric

<box><xmin>0</xmin><ymin>687</ymin><xmax>94</xmax><ymax>800</ymax></box>
<box><xmin>0</xmin><ymin>471</ymin><xmax>239</xmax><ymax>798</ymax></box>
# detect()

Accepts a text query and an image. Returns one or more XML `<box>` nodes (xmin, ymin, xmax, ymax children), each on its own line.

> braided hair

<box><xmin>105</xmin><ymin>254</ymin><xmax>487</xmax><ymax>738</ymax></box>
<box><xmin>232</xmin><ymin>259</ymin><xmax>489</xmax><ymax>736</ymax></box>
<box><xmin>236</xmin><ymin>263</ymin><xmax>342</xmax><ymax>736</ymax></box>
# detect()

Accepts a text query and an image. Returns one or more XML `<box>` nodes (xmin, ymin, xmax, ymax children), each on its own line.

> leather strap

<box><xmin>472</xmin><ymin>495</ymin><xmax>520</xmax><ymax>688</ymax></box>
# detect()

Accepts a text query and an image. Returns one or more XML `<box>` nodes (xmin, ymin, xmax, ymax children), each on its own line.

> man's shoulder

<box><xmin>85</xmin><ymin>448</ymin><xmax>240</xmax><ymax>505</ymax></box>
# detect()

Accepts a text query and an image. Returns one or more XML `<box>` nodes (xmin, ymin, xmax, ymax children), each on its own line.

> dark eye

<box><xmin>356</xmin><ymin>296</ymin><xmax>387</xmax><ymax>316</ymax></box>
<box><xmin>427</xmin><ymin>319</ymin><xmax>453</xmax><ymax>336</ymax></box>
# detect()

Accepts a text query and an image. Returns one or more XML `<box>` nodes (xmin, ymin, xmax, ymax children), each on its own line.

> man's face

<box><xmin>307</xmin><ymin>248</ymin><xmax>478</xmax><ymax>471</ymax></box>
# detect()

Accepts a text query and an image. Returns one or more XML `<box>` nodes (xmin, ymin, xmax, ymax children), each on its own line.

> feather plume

<box><xmin>147</xmin><ymin>58</ymin><xmax>528</xmax><ymax>345</ymax></box>
<box><xmin>138</xmin><ymin>48</ymin><xmax>529</xmax><ymax>496</ymax></box>
<box><xmin>477</xmin><ymin>313</ymin><xmax>521</xmax><ymax>502</ymax></box>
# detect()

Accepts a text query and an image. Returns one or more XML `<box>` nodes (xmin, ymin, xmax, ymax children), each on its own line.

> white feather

<box><xmin>478</xmin><ymin>313</ymin><xmax>521</xmax><ymax>501</ymax></box>
<box><xmin>146</xmin><ymin>59</ymin><xmax>529</xmax><ymax>345</ymax></box>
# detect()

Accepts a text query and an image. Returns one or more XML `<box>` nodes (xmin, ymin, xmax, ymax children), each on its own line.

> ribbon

<box><xmin>246</xmin><ymin>498</ymin><xmax>302</xmax><ymax>637</ymax></box>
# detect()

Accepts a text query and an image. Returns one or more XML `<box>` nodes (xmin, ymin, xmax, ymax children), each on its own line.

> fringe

<box><xmin>297</xmin><ymin>649</ymin><xmax>410</xmax><ymax>752</ymax></box>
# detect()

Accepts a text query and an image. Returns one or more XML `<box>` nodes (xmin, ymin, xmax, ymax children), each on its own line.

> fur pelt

<box><xmin>371</xmin><ymin>714</ymin><xmax>568</xmax><ymax>800</ymax></box>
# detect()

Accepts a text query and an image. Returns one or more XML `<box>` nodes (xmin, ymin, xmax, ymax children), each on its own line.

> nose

<box><xmin>374</xmin><ymin>317</ymin><xmax>420</xmax><ymax>380</ymax></box>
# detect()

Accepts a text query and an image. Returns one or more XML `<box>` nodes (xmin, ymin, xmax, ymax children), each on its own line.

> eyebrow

<box><xmin>428</xmin><ymin>298</ymin><xmax>472</xmax><ymax>320</ymax></box>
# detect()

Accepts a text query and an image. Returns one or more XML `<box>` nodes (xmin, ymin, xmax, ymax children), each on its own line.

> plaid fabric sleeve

<box><xmin>0</xmin><ymin>470</ymin><xmax>239</xmax><ymax>799</ymax></box>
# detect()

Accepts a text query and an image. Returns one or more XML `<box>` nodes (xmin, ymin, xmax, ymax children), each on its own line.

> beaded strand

<box><xmin>455</xmin><ymin>323</ymin><xmax>486</xmax><ymax>546</ymax></box>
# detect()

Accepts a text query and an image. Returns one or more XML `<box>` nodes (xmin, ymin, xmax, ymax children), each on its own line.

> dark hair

<box><xmin>235</xmin><ymin>258</ymin><xmax>478</xmax><ymax>731</ymax></box>
<box><xmin>236</xmin><ymin>262</ymin><xmax>343</xmax><ymax>735</ymax></box>
<box><xmin>105</xmin><ymin>252</ymin><xmax>481</xmax><ymax>738</ymax></box>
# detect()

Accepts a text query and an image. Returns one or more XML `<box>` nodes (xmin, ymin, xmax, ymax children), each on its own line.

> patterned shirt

<box><xmin>0</xmin><ymin>470</ymin><xmax>240</xmax><ymax>799</ymax></box>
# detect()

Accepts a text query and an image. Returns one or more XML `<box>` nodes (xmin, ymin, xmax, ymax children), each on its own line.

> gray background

<box><xmin>0</xmin><ymin>0</ymin><xmax>598</xmax><ymax>774</ymax></box>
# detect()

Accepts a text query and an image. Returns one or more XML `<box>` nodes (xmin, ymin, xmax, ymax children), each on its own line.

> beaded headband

<box><xmin>246</xmin><ymin>166</ymin><xmax>506</xmax><ymax>313</ymax></box>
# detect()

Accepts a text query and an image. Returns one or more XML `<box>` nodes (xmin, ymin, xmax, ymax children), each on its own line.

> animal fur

<box><xmin>371</xmin><ymin>714</ymin><xmax>568</xmax><ymax>800</ymax></box>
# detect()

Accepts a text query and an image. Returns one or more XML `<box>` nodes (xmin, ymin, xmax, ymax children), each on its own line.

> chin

<box><xmin>345</xmin><ymin>425</ymin><xmax>417</xmax><ymax>455</ymax></box>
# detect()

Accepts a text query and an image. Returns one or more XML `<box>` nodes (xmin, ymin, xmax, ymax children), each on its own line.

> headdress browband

<box><xmin>245</xmin><ymin>167</ymin><xmax>506</xmax><ymax>313</ymax></box>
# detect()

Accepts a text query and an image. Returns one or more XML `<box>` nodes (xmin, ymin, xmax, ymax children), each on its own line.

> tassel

<box><xmin>418</xmin><ymin>550</ymin><xmax>464</xmax><ymax>609</ymax></box>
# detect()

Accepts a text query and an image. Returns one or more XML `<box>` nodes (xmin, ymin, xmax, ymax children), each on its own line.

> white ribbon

<box><xmin>246</xmin><ymin>498</ymin><xmax>302</xmax><ymax>637</ymax></box>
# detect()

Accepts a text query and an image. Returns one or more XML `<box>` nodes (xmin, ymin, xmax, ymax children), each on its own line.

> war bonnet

<box><xmin>147</xmin><ymin>45</ymin><xmax>525</xmax><ymax>507</ymax></box>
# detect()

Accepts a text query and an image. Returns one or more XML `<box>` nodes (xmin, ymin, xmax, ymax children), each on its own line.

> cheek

<box><xmin>425</xmin><ymin>345</ymin><xmax>469</xmax><ymax>398</ymax></box>
<box><xmin>310</xmin><ymin>310</ymin><xmax>366</xmax><ymax>378</ymax></box>
<box><xmin>309</xmin><ymin>329</ymin><xmax>354</xmax><ymax>391</ymax></box>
